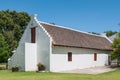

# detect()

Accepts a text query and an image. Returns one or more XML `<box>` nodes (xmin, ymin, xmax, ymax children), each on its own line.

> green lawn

<box><xmin>0</xmin><ymin>70</ymin><xmax>120</xmax><ymax>80</ymax></box>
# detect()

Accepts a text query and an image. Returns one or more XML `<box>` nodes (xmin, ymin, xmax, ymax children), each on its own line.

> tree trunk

<box><xmin>117</xmin><ymin>58</ymin><xmax>120</xmax><ymax>67</ymax></box>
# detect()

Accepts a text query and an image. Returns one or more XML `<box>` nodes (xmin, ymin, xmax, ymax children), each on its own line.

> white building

<box><xmin>108</xmin><ymin>33</ymin><xmax>119</xmax><ymax>42</ymax></box>
<box><xmin>8</xmin><ymin>14</ymin><xmax>112</xmax><ymax>72</ymax></box>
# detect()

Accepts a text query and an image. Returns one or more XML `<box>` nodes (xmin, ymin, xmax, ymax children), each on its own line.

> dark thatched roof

<box><xmin>40</xmin><ymin>23</ymin><xmax>112</xmax><ymax>51</ymax></box>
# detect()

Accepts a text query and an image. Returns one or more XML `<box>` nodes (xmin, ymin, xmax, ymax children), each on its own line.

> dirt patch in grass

<box><xmin>60</xmin><ymin>66</ymin><xmax>118</xmax><ymax>74</ymax></box>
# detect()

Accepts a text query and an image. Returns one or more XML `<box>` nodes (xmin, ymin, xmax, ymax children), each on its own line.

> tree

<box><xmin>0</xmin><ymin>34</ymin><xmax>9</xmax><ymax>62</ymax></box>
<box><xmin>0</xmin><ymin>10</ymin><xmax>30</xmax><ymax>62</ymax></box>
<box><xmin>49</xmin><ymin>22</ymin><xmax>55</xmax><ymax>25</ymax></box>
<box><xmin>111</xmin><ymin>32</ymin><xmax>120</xmax><ymax>66</ymax></box>
<box><xmin>104</xmin><ymin>30</ymin><xmax>117</xmax><ymax>37</ymax></box>
<box><xmin>88</xmin><ymin>32</ymin><xmax>100</xmax><ymax>35</ymax></box>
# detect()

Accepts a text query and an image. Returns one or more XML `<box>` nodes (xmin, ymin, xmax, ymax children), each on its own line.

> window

<box><xmin>68</xmin><ymin>52</ymin><xmax>72</xmax><ymax>61</ymax></box>
<box><xmin>31</xmin><ymin>27</ymin><xmax>36</xmax><ymax>43</ymax></box>
<box><xmin>94</xmin><ymin>53</ymin><xmax>97</xmax><ymax>61</ymax></box>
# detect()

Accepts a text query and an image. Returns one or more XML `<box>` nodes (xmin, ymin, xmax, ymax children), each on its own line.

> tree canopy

<box><xmin>0</xmin><ymin>10</ymin><xmax>30</xmax><ymax>63</ymax></box>
<box><xmin>0</xmin><ymin>33</ymin><xmax>9</xmax><ymax>62</ymax></box>
<box><xmin>111</xmin><ymin>32</ymin><xmax>120</xmax><ymax>65</ymax></box>
<box><xmin>104</xmin><ymin>30</ymin><xmax>117</xmax><ymax>37</ymax></box>
<box><xmin>88</xmin><ymin>32</ymin><xmax>100</xmax><ymax>35</ymax></box>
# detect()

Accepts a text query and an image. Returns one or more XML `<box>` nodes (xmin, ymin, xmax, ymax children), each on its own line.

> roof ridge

<box><xmin>39</xmin><ymin>21</ymin><xmax>104</xmax><ymax>38</ymax></box>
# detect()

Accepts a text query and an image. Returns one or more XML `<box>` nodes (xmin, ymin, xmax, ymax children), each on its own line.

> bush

<box><xmin>0</xmin><ymin>63</ymin><xmax>7</xmax><ymax>70</ymax></box>
<box><xmin>0</xmin><ymin>67</ymin><xmax>6</xmax><ymax>70</ymax></box>
<box><xmin>37</xmin><ymin>63</ymin><xmax>46</xmax><ymax>71</ymax></box>
<box><xmin>12</xmin><ymin>66</ymin><xmax>19</xmax><ymax>72</ymax></box>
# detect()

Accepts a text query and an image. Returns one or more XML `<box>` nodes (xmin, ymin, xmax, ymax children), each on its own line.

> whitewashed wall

<box><xmin>36</xmin><ymin>24</ymin><xmax>51</xmax><ymax>71</ymax></box>
<box><xmin>8</xmin><ymin>14</ymin><xmax>51</xmax><ymax>71</ymax></box>
<box><xmin>25</xmin><ymin>43</ymin><xmax>37</xmax><ymax>71</ymax></box>
<box><xmin>8</xmin><ymin>43</ymin><xmax>25</xmax><ymax>70</ymax></box>
<box><xmin>8</xmin><ymin>43</ymin><xmax>37</xmax><ymax>71</ymax></box>
<box><xmin>20</xmin><ymin>15</ymin><xmax>51</xmax><ymax>71</ymax></box>
<box><xmin>50</xmin><ymin>46</ymin><xmax>110</xmax><ymax>72</ymax></box>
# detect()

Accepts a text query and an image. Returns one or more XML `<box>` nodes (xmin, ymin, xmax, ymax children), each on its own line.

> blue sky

<box><xmin>0</xmin><ymin>0</ymin><xmax>120</xmax><ymax>33</ymax></box>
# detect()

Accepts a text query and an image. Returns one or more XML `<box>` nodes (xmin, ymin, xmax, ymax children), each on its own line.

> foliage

<box><xmin>0</xmin><ymin>70</ymin><xmax>120</xmax><ymax>80</ymax></box>
<box><xmin>0</xmin><ymin>63</ymin><xmax>7</xmax><ymax>70</ymax></box>
<box><xmin>111</xmin><ymin>32</ymin><xmax>120</xmax><ymax>61</ymax></box>
<box><xmin>49</xmin><ymin>22</ymin><xmax>55</xmax><ymax>25</ymax></box>
<box><xmin>0</xmin><ymin>67</ymin><xmax>6</xmax><ymax>70</ymax></box>
<box><xmin>0</xmin><ymin>10</ymin><xmax>30</xmax><ymax>63</ymax></box>
<box><xmin>88</xmin><ymin>32</ymin><xmax>100</xmax><ymax>35</ymax></box>
<box><xmin>12</xmin><ymin>65</ymin><xmax>19</xmax><ymax>72</ymax></box>
<box><xmin>37</xmin><ymin>63</ymin><xmax>46</xmax><ymax>71</ymax></box>
<box><xmin>104</xmin><ymin>30</ymin><xmax>117</xmax><ymax>37</ymax></box>
<box><xmin>37</xmin><ymin>63</ymin><xmax>45</xmax><ymax>67</ymax></box>
<box><xmin>0</xmin><ymin>34</ymin><xmax>9</xmax><ymax>62</ymax></box>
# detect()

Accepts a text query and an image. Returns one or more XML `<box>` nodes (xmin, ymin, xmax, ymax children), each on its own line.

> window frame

<box><xmin>68</xmin><ymin>52</ymin><xmax>72</xmax><ymax>61</ymax></box>
<box><xmin>94</xmin><ymin>53</ymin><xmax>97</xmax><ymax>61</ymax></box>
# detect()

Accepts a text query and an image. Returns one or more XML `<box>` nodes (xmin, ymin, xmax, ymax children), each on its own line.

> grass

<box><xmin>0</xmin><ymin>70</ymin><xmax>120</xmax><ymax>80</ymax></box>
